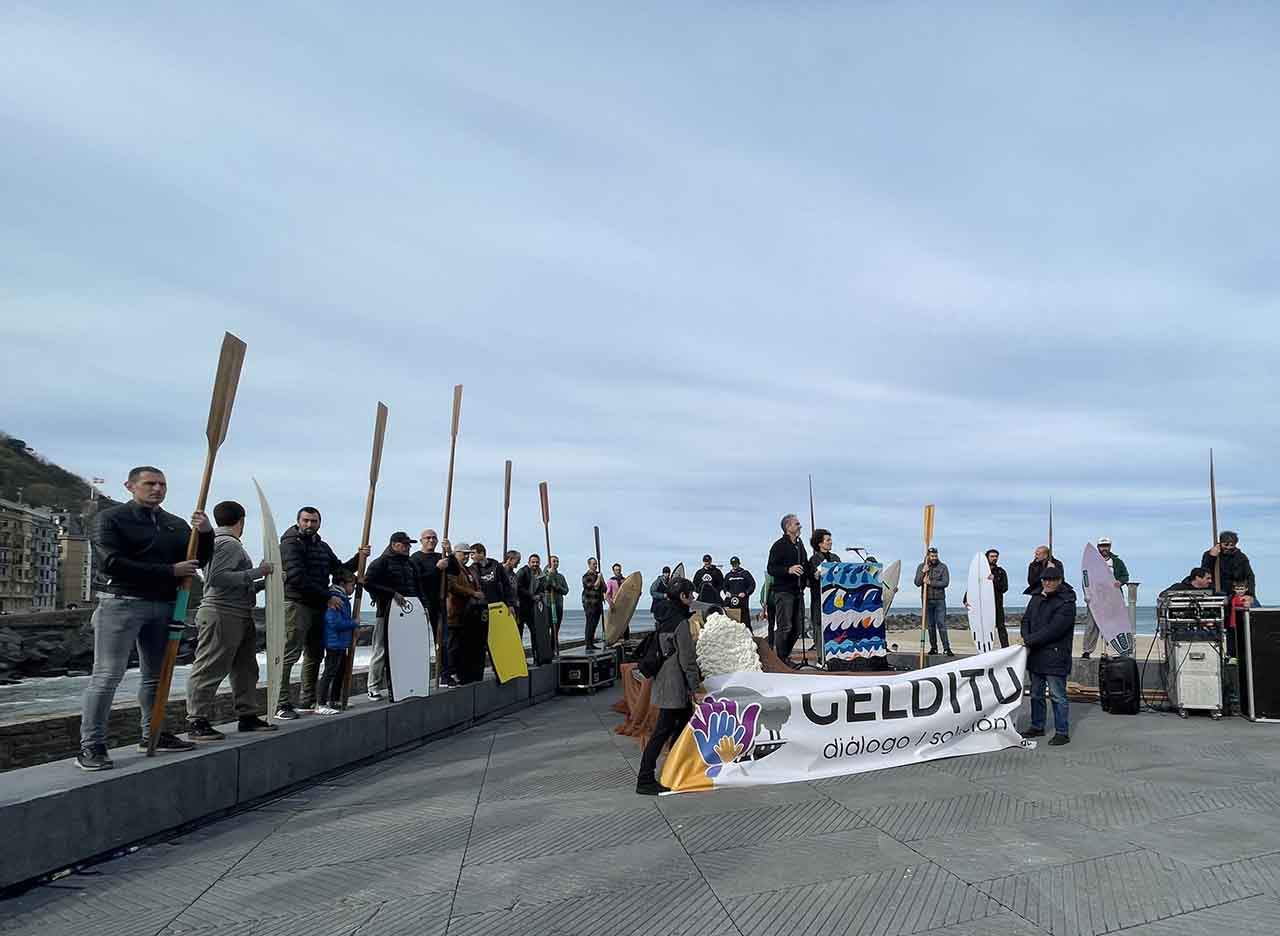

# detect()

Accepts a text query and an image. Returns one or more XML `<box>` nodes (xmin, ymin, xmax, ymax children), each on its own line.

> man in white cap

<box><xmin>1081</xmin><ymin>537</ymin><xmax>1130</xmax><ymax>659</ymax></box>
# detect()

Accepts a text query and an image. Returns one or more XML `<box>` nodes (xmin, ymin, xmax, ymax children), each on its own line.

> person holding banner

<box><xmin>1020</xmin><ymin>564</ymin><xmax>1076</xmax><ymax>746</ymax></box>
<box><xmin>636</xmin><ymin>577</ymin><xmax>701</xmax><ymax>796</ymax></box>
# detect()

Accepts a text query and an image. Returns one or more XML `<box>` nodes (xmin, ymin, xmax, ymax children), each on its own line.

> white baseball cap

<box><xmin>1097</xmin><ymin>537</ymin><xmax>1112</xmax><ymax>546</ymax></box>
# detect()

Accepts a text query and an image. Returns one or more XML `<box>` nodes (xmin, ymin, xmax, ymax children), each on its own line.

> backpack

<box><xmin>637</xmin><ymin>631</ymin><xmax>666</xmax><ymax>679</ymax></box>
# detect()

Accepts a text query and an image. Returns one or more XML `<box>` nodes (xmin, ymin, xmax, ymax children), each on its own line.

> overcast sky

<box><xmin>4</xmin><ymin>4</ymin><xmax>1277</xmax><ymax>608</ymax></box>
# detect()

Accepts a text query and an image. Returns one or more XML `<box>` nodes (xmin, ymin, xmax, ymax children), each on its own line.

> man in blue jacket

<box><xmin>1020</xmin><ymin>564</ymin><xmax>1077</xmax><ymax>746</ymax></box>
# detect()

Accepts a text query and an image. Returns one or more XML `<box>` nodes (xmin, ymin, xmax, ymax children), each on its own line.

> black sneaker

<box><xmin>944</xmin><ymin>649</ymin><xmax>955</xmax><ymax>657</ymax></box>
<box><xmin>1048</xmin><ymin>735</ymin><xmax>1071</xmax><ymax>746</ymax></box>
<box><xmin>275</xmin><ymin>705</ymin><xmax>299</xmax><ymax>721</ymax></box>
<box><xmin>928</xmin><ymin>647</ymin><xmax>938</xmax><ymax>656</ymax></box>
<box><xmin>636</xmin><ymin>779</ymin><xmax>669</xmax><ymax>796</ymax></box>
<box><xmin>1023</xmin><ymin>727</ymin><xmax>1046</xmax><ymax>738</ymax></box>
<box><xmin>139</xmin><ymin>732</ymin><xmax>197</xmax><ymax>753</ymax></box>
<box><xmin>238</xmin><ymin>716</ymin><xmax>278</xmax><ymax>733</ymax></box>
<box><xmin>76</xmin><ymin>744</ymin><xmax>113</xmax><ymax>771</ymax></box>
<box><xmin>186</xmin><ymin>720</ymin><xmax>225</xmax><ymax>742</ymax></box>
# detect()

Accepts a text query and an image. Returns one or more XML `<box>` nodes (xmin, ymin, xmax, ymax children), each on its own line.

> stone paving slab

<box><xmin>5</xmin><ymin>685</ymin><xmax>1280</xmax><ymax>936</ymax></box>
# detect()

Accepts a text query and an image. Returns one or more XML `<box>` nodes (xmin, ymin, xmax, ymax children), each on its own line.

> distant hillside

<box><xmin>0</xmin><ymin>433</ymin><xmax>116</xmax><ymax>512</ymax></box>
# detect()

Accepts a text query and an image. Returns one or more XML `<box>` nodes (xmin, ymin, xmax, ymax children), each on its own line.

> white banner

<box><xmin>661</xmin><ymin>646</ymin><xmax>1029</xmax><ymax>792</ymax></box>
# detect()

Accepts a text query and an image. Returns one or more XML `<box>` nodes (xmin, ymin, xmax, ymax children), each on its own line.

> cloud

<box><xmin>2</xmin><ymin>4</ymin><xmax>1277</xmax><ymax>608</ymax></box>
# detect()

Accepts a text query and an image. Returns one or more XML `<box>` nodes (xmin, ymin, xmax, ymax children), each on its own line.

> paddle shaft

<box><xmin>147</xmin><ymin>445</ymin><xmax>217</xmax><ymax>754</ymax></box>
<box><xmin>502</xmin><ymin>460</ymin><xmax>512</xmax><ymax>557</ymax></box>
<box><xmin>918</xmin><ymin>505</ymin><xmax>935</xmax><ymax>669</ymax></box>
<box><xmin>1210</xmin><ymin>450</ymin><xmax>1220</xmax><ymax>591</ymax></box>
<box><xmin>439</xmin><ymin>386</ymin><xmax>463</xmax><ymax>675</ymax></box>
<box><xmin>339</xmin><ymin>403</ymin><xmax>387</xmax><ymax>704</ymax></box>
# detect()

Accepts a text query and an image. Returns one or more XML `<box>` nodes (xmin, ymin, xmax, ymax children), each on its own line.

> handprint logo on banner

<box><xmin>690</xmin><ymin>696</ymin><xmax>761</xmax><ymax>779</ymax></box>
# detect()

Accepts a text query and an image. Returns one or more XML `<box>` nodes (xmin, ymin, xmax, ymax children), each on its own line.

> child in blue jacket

<box><xmin>316</xmin><ymin>571</ymin><xmax>358</xmax><ymax>714</ymax></box>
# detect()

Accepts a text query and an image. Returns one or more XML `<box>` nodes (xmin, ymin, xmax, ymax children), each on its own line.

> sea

<box><xmin>0</xmin><ymin>606</ymin><xmax>1160</xmax><ymax>723</ymax></box>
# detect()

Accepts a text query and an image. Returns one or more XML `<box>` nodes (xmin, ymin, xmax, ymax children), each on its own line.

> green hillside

<box><xmin>0</xmin><ymin>433</ymin><xmax>116</xmax><ymax>511</ymax></box>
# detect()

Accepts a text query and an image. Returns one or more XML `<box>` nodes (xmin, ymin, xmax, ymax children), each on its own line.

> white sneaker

<box><xmin>368</xmin><ymin>690</ymin><xmax>383</xmax><ymax>701</ymax></box>
<box><xmin>317</xmin><ymin>706</ymin><xmax>340</xmax><ymax>716</ymax></box>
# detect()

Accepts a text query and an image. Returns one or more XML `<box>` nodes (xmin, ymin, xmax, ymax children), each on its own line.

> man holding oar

<box><xmin>77</xmin><ymin>467</ymin><xmax>212</xmax><ymax>770</ymax></box>
<box><xmin>277</xmin><ymin>507</ymin><xmax>368</xmax><ymax>719</ymax></box>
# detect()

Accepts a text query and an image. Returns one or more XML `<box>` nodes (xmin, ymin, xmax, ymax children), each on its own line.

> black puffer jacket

<box><xmin>280</xmin><ymin>525</ymin><xmax>359</xmax><ymax>608</ymax></box>
<box><xmin>1020</xmin><ymin>582</ymin><xmax>1077</xmax><ymax>676</ymax></box>
<box><xmin>1200</xmin><ymin>547</ymin><xmax>1256</xmax><ymax>597</ymax></box>
<box><xmin>364</xmin><ymin>548</ymin><xmax>420</xmax><ymax>617</ymax></box>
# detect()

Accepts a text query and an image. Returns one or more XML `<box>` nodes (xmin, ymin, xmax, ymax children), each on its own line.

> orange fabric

<box><xmin>614</xmin><ymin>663</ymin><xmax>659</xmax><ymax>744</ymax></box>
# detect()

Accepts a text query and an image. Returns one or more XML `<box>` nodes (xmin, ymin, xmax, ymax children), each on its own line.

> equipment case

<box><xmin>558</xmin><ymin>648</ymin><xmax>617</xmax><ymax>693</ymax></box>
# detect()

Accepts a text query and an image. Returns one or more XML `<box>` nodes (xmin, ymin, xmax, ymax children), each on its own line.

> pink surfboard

<box><xmin>1081</xmin><ymin>543</ymin><xmax>1132</xmax><ymax>655</ymax></box>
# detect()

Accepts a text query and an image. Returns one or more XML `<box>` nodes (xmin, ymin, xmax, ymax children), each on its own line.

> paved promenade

<box><xmin>3</xmin><ymin>685</ymin><xmax>1280</xmax><ymax>935</ymax></box>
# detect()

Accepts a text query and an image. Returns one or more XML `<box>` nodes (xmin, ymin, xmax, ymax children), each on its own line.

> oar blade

<box><xmin>369</xmin><ymin>402</ymin><xmax>389</xmax><ymax>485</ymax></box>
<box><xmin>206</xmin><ymin>332</ymin><xmax>247</xmax><ymax>448</ymax></box>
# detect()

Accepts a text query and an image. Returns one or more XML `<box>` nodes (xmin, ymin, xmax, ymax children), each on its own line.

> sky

<box><xmin>3</xmin><ymin>4</ymin><xmax>1278</xmax><ymax>609</ymax></box>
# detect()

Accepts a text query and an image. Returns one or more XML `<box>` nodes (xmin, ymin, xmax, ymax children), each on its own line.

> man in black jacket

<box><xmin>77</xmin><ymin>466</ymin><xmax>212</xmax><ymax>769</ymax></box>
<box><xmin>277</xmin><ymin>507</ymin><xmax>368</xmax><ymax>718</ymax></box>
<box><xmin>1020</xmin><ymin>564</ymin><xmax>1076</xmax><ymax>745</ymax></box>
<box><xmin>693</xmin><ymin>555</ymin><xmax>724</xmax><ymax>605</ymax></box>
<box><xmin>1202</xmin><ymin>531</ymin><xmax>1256</xmax><ymax>598</ymax></box>
<box><xmin>363</xmin><ymin>531</ymin><xmax>419</xmax><ymax>701</ymax></box>
<box><xmin>411</xmin><ymin>528</ymin><xmax>445</xmax><ymax>652</ymax></box>
<box><xmin>723</xmin><ymin>557</ymin><xmax>757</xmax><ymax>626</ymax></box>
<box><xmin>766</xmin><ymin>514</ymin><xmax>809</xmax><ymax>661</ymax></box>
<box><xmin>1159</xmin><ymin>567</ymin><xmax>1214</xmax><ymax>597</ymax></box>
<box><xmin>467</xmin><ymin>543</ymin><xmax>511</xmax><ymax>682</ymax></box>
<box><xmin>986</xmin><ymin>549</ymin><xmax>1011</xmax><ymax>648</ymax></box>
<box><xmin>1024</xmin><ymin>545</ymin><xmax>1065</xmax><ymax>596</ymax></box>
<box><xmin>515</xmin><ymin>554</ymin><xmax>544</xmax><ymax>640</ymax></box>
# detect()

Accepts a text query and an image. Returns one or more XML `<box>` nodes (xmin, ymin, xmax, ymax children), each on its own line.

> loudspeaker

<box><xmin>1099</xmin><ymin>656</ymin><xmax>1140</xmax><ymax>715</ymax></box>
<box><xmin>1241</xmin><ymin>609</ymin><xmax>1280</xmax><ymax>722</ymax></box>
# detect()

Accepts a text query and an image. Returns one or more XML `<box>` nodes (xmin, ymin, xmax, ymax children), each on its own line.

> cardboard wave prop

<box><xmin>819</xmin><ymin>562</ymin><xmax>888</xmax><ymax>662</ymax></box>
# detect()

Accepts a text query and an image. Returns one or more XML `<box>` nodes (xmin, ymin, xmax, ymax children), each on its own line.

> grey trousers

<box><xmin>368</xmin><ymin>614</ymin><xmax>389</xmax><ymax>692</ymax></box>
<box><xmin>185</xmin><ymin>605</ymin><xmax>261</xmax><ymax>721</ymax></box>
<box><xmin>79</xmin><ymin>596</ymin><xmax>172</xmax><ymax>747</ymax></box>
<box><xmin>279</xmin><ymin>600</ymin><xmax>326</xmax><ymax>709</ymax></box>
<box><xmin>1082</xmin><ymin>606</ymin><xmax>1100</xmax><ymax>655</ymax></box>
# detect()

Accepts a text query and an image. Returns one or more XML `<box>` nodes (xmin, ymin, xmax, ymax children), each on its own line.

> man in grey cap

<box><xmin>362</xmin><ymin>531</ymin><xmax>418</xmax><ymax>700</ymax></box>
<box><xmin>914</xmin><ymin>547</ymin><xmax>952</xmax><ymax>656</ymax></box>
<box><xmin>1081</xmin><ymin>537</ymin><xmax>1130</xmax><ymax>659</ymax></box>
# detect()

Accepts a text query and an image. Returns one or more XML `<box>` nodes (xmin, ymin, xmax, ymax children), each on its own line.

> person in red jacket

<box><xmin>1225</xmin><ymin>580</ymin><xmax>1255</xmax><ymax>662</ymax></box>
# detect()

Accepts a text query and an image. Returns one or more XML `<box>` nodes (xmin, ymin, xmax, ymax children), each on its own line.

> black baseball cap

<box><xmin>730</xmin><ymin>556</ymin><xmax>740</xmax><ymax>564</ymax></box>
<box><xmin>702</xmin><ymin>554</ymin><xmax>712</xmax><ymax>562</ymax></box>
<box><xmin>389</xmin><ymin>531</ymin><xmax>412</xmax><ymax>545</ymax></box>
<box><xmin>1040</xmin><ymin>565</ymin><xmax>1063</xmax><ymax>581</ymax></box>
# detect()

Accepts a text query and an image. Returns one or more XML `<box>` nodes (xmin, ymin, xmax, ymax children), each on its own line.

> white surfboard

<box><xmin>880</xmin><ymin>560</ymin><xmax>902</xmax><ymax>613</ymax></box>
<box><xmin>1082</xmin><ymin>543</ymin><xmax>1133</xmax><ymax>656</ymax></box>
<box><xmin>966</xmin><ymin>551</ymin><xmax>998</xmax><ymax>653</ymax></box>
<box><xmin>387</xmin><ymin>601</ymin><xmax>433</xmax><ymax>700</ymax></box>
<box><xmin>252</xmin><ymin>479</ymin><xmax>286</xmax><ymax>722</ymax></box>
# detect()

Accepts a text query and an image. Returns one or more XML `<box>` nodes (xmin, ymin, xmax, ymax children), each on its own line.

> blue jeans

<box><xmin>1030</xmin><ymin>672</ymin><xmax>1069</xmax><ymax>735</ymax></box>
<box><xmin>79</xmin><ymin>596</ymin><xmax>172</xmax><ymax>747</ymax></box>
<box><xmin>927</xmin><ymin>600</ymin><xmax>950</xmax><ymax>652</ymax></box>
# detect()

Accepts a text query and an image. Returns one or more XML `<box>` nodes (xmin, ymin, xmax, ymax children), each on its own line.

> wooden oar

<box><xmin>808</xmin><ymin>474</ymin><xmax>817</xmax><ymax>533</ymax></box>
<box><xmin>1210</xmin><ymin>449</ymin><xmax>1220</xmax><ymax>591</ymax></box>
<box><xmin>540</xmin><ymin>482</ymin><xmax>557</xmax><ymax>651</ymax></box>
<box><xmin>340</xmin><ymin>402</ymin><xmax>388</xmax><ymax>705</ymax></box>
<box><xmin>502</xmin><ymin>459</ymin><xmax>512</xmax><ymax>557</ymax></box>
<box><xmin>147</xmin><ymin>332</ymin><xmax>246</xmax><ymax>755</ymax></box>
<box><xmin>917</xmin><ymin>504</ymin><xmax>935</xmax><ymax>669</ymax></box>
<box><xmin>439</xmin><ymin>385</ymin><xmax>463</xmax><ymax>676</ymax></box>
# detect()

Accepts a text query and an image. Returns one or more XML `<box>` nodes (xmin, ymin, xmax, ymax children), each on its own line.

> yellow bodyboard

<box><xmin>487</xmin><ymin>602</ymin><xmax>529</xmax><ymax>683</ymax></box>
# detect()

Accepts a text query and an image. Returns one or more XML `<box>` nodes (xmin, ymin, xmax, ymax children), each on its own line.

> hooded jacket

<box><xmin>1020</xmin><ymin>582</ymin><xmax>1078</xmax><ymax>676</ymax></box>
<box><xmin>652</xmin><ymin>585</ymin><xmax>701</xmax><ymax>709</ymax></box>
<box><xmin>724</xmin><ymin>566</ymin><xmax>757</xmax><ymax>613</ymax></box>
<box><xmin>693</xmin><ymin>564</ymin><xmax>724</xmax><ymax>604</ymax></box>
<box><xmin>323</xmin><ymin>586</ymin><xmax>358</xmax><ymax>650</ymax></box>
<box><xmin>280</xmin><ymin>525</ymin><xmax>360</xmax><ymax>608</ymax></box>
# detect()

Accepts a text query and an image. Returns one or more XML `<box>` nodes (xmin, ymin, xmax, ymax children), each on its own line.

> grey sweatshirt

<box><xmin>201</xmin><ymin>528</ymin><xmax>264</xmax><ymax>613</ymax></box>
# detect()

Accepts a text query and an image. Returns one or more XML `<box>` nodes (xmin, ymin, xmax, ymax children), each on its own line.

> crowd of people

<box><xmin>75</xmin><ymin>466</ymin><xmax>1261</xmax><ymax>775</ymax></box>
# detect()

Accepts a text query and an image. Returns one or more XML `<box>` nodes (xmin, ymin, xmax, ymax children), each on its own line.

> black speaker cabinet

<box><xmin>1241</xmin><ymin>609</ymin><xmax>1280</xmax><ymax>722</ymax></box>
